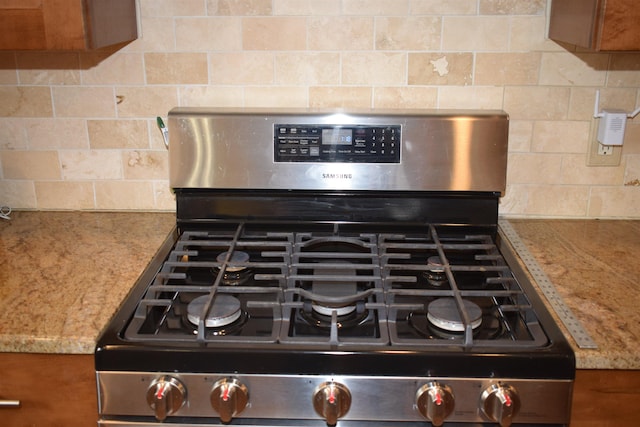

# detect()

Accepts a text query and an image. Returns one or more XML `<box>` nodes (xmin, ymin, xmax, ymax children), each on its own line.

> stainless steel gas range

<box><xmin>95</xmin><ymin>109</ymin><xmax>575</xmax><ymax>427</ymax></box>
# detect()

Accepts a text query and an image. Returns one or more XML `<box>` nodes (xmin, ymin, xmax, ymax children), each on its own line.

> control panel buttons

<box><xmin>146</xmin><ymin>376</ymin><xmax>187</xmax><ymax>421</ymax></box>
<box><xmin>480</xmin><ymin>383</ymin><xmax>521</xmax><ymax>427</ymax></box>
<box><xmin>210</xmin><ymin>378</ymin><xmax>249</xmax><ymax>423</ymax></box>
<box><xmin>415</xmin><ymin>382</ymin><xmax>455</xmax><ymax>427</ymax></box>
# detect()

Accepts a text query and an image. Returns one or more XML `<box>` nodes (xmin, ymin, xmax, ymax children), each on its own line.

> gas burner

<box><xmin>187</xmin><ymin>294</ymin><xmax>244</xmax><ymax>329</ymax></box>
<box><xmin>422</xmin><ymin>256</ymin><xmax>448</xmax><ymax>287</ymax></box>
<box><xmin>427</xmin><ymin>298</ymin><xmax>482</xmax><ymax>332</ymax></box>
<box><xmin>299</xmin><ymin>300</ymin><xmax>370</xmax><ymax>330</ymax></box>
<box><xmin>216</xmin><ymin>250</ymin><xmax>252</xmax><ymax>286</ymax></box>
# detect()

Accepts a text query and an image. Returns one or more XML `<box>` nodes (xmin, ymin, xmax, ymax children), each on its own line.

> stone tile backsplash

<box><xmin>1</xmin><ymin>0</ymin><xmax>639</xmax><ymax>217</ymax></box>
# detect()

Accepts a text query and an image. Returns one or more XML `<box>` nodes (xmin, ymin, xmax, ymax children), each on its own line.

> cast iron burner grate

<box><xmin>123</xmin><ymin>221</ymin><xmax>549</xmax><ymax>349</ymax></box>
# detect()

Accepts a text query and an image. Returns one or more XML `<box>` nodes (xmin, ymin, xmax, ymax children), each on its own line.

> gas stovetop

<box><xmin>96</xmin><ymin>109</ymin><xmax>574</xmax><ymax>427</ymax></box>
<box><xmin>122</xmin><ymin>221</ymin><xmax>549</xmax><ymax>351</ymax></box>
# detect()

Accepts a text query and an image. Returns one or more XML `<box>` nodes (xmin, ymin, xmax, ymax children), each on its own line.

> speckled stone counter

<box><xmin>0</xmin><ymin>211</ymin><xmax>175</xmax><ymax>354</ymax></box>
<box><xmin>1</xmin><ymin>212</ymin><xmax>638</xmax><ymax>370</ymax></box>
<box><xmin>505</xmin><ymin>219</ymin><xmax>640</xmax><ymax>370</ymax></box>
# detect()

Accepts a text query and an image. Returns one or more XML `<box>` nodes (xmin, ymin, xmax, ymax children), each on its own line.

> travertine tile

<box><xmin>525</xmin><ymin>185</ymin><xmax>590</xmax><ymax>217</ymax></box>
<box><xmin>607</xmin><ymin>54</ymin><xmax>640</xmax><ymax>88</ymax></box>
<box><xmin>373</xmin><ymin>87</ymin><xmax>438</xmax><ymax>109</ymax></box>
<box><xmin>499</xmin><ymin>184</ymin><xmax>528</xmax><ymax>215</ymax></box>
<box><xmin>275</xmin><ymin>53</ymin><xmax>340</xmax><ymax>85</ymax></box>
<box><xmin>210</xmin><ymin>52</ymin><xmax>274</xmax><ymax>84</ymax></box>
<box><xmin>179</xmin><ymin>86</ymin><xmax>245</xmax><ymax>107</ymax></box>
<box><xmin>0</xmin><ymin>118</ymin><xmax>28</xmax><ymax>149</ymax></box>
<box><xmin>375</xmin><ymin>17</ymin><xmax>441</xmax><ymax>51</ymax></box>
<box><xmin>81</xmin><ymin>52</ymin><xmax>145</xmax><ymax>85</ymax></box>
<box><xmin>507</xmin><ymin>153</ymin><xmax>563</xmax><ymax>185</ymax></box>
<box><xmin>35</xmin><ymin>181</ymin><xmax>95</xmax><ymax>210</ymax></box>
<box><xmin>0</xmin><ymin>87</ymin><xmax>53</xmax><ymax>117</ymax></box>
<box><xmin>409</xmin><ymin>53</ymin><xmax>473</xmax><ymax>85</ymax></box>
<box><xmin>16</xmin><ymin>53</ymin><xmax>80</xmax><ymax>85</ymax></box>
<box><xmin>26</xmin><ymin>119</ymin><xmax>88</xmax><ymax>149</ymax></box>
<box><xmin>123</xmin><ymin>17</ymin><xmax>176</xmax><ymax>52</ymax></box>
<box><xmin>59</xmin><ymin>150</ymin><xmax>122</xmax><ymax>180</ymax></box>
<box><xmin>475</xmin><ymin>53</ymin><xmax>540</xmax><ymax>85</ymax></box>
<box><xmin>244</xmin><ymin>86</ymin><xmax>307</xmax><ymax>107</ymax></box>
<box><xmin>510</xmin><ymin>16</ymin><xmax>563</xmax><ymax>52</ymax></box>
<box><xmin>343</xmin><ymin>53</ymin><xmax>406</xmax><ymax>86</ymax></box>
<box><xmin>242</xmin><ymin>17</ymin><xmax>306</xmax><ymax>50</ymax></box>
<box><xmin>410</xmin><ymin>0</ymin><xmax>477</xmax><ymax>15</ymax></box>
<box><xmin>88</xmin><ymin>120</ymin><xmax>149</xmax><ymax>149</ymax></box>
<box><xmin>145</xmin><ymin>53</ymin><xmax>208</xmax><ymax>84</ymax></box>
<box><xmin>140</xmin><ymin>0</ymin><xmax>206</xmax><ymax>16</ymax></box>
<box><xmin>273</xmin><ymin>0</ymin><xmax>341</xmax><ymax>15</ymax></box>
<box><xmin>1</xmin><ymin>150</ymin><xmax>60</xmax><ymax>180</ymax></box>
<box><xmin>308</xmin><ymin>17</ymin><xmax>373</xmax><ymax>51</ymax></box>
<box><xmin>442</xmin><ymin>16</ymin><xmax>509</xmax><ymax>51</ymax></box>
<box><xmin>309</xmin><ymin>87</ymin><xmax>373</xmax><ymax>108</ymax></box>
<box><xmin>589</xmin><ymin>187</ymin><xmax>640</xmax><ymax>217</ymax></box>
<box><xmin>153</xmin><ymin>181</ymin><xmax>175</xmax><ymax>210</ymax></box>
<box><xmin>343</xmin><ymin>0</ymin><xmax>409</xmax><ymax>15</ymax></box>
<box><xmin>95</xmin><ymin>181</ymin><xmax>156</xmax><ymax>210</ymax></box>
<box><xmin>508</xmin><ymin>120</ymin><xmax>534</xmax><ymax>152</ymax></box>
<box><xmin>532</xmin><ymin>121</ymin><xmax>589</xmax><ymax>153</ymax></box>
<box><xmin>561</xmin><ymin>154</ymin><xmax>625</xmax><ymax>186</ymax></box>
<box><xmin>124</xmin><ymin>150</ymin><xmax>169</xmax><ymax>180</ymax></box>
<box><xmin>0</xmin><ymin>180</ymin><xmax>36</xmax><ymax>208</ymax></box>
<box><xmin>209</xmin><ymin>0</ymin><xmax>273</xmax><ymax>15</ymax></box>
<box><xmin>52</xmin><ymin>87</ymin><xmax>116</xmax><ymax>118</ymax></box>
<box><xmin>624</xmin><ymin>155</ymin><xmax>640</xmax><ymax>184</ymax></box>
<box><xmin>438</xmin><ymin>86</ymin><xmax>504</xmax><ymax>109</ymax></box>
<box><xmin>503</xmin><ymin>87</ymin><xmax>570</xmax><ymax>120</ymax></box>
<box><xmin>175</xmin><ymin>17</ymin><xmax>242</xmax><ymax>51</ymax></box>
<box><xmin>539</xmin><ymin>53</ymin><xmax>608</xmax><ymax>86</ymax></box>
<box><xmin>479</xmin><ymin>0</ymin><xmax>545</xmax><ymax>15</ymax></box>
<box><xmin>115</xmin><ymin>87</ymin><xmax>179</xmax><ymax>118</ymax></box>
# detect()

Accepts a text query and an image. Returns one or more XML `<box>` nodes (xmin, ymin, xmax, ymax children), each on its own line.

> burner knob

<box><xmin>415</xmin><ymin>382</ymin><xmax>455</xmax><ymax>426</ymax></box>
<box><xmin>312</xmin><ymin>381</ymin><xmax>351</xmax><ymax>426</ymax></box>
<box><xmin>480</xmin><ymin>383</ymin><xmax>521</xmax><ymax>427</ymax></box>
<box><xmin>146</xmin><ymin>376</ymin><xmax>186</xmax><ymax>421</ymax></box>
<box><xmin>210</xmin><ymin>378</ymin><xmax>249</xmax><ymax>423</ymax></box>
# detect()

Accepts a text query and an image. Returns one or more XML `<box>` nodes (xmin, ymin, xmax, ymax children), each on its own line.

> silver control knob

<box><xmin>210</xmin><ymin>378</ymin><xmax>249</xmax><ymax>423</ymax></box>
<box><xmin>146</xmin><ymin>376</ymin><xmax>187</xmax><ymax>421</ymax></box>
<box><xmin>480</xmin><ymin>383</ymin><xmax>521</xmax><ymax>427</ymax></box>
<box><xmin>312</xmin><ymin>381</ymin><xmax>351</xmax><ymax>426</ymax></box>
<box><xmin>415</xmin><ymin>382</ymin><xmax>455</xmax><ymax>426</ymax></box>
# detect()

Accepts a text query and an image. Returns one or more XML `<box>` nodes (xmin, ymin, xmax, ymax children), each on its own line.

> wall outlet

<box><xmin>587</xmin><ymin>117</ymin><xmax>622</xmax><ymax>166</ymax></box>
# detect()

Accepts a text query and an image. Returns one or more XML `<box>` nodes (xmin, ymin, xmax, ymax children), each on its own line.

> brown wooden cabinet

<box><xmin>571</xmin><ymin>370</ymin><xmax>640</xmax><ymax>426</ymax></box>
<box><xmin>548</xmin><ymin>0</ymin><xmax>640</xmax><ymax>51</ymax></box>
<box><xmin>0</xmin><ymin>0</ymin><xmax>137</xmax><ymax>50</ymax></box>
<box><xmin>0</xmin><ymin>353</ymin><xmax>97</xmax><ymax>427</ymax></box>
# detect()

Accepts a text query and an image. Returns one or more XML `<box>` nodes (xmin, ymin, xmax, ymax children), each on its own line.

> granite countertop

<box><xmin>505</xmin><ymin>219</ymin><xmax>640</xmax><ymax>370</ymax></box>
<box><xmin>0</xmin><ymin>211</ymin><xmax>175</xmax><ymax>353</ymax></box>
<box><xmin>1</xmin><ymin>212</ymin><xmax>638</xmax><ymax>370</ymax></box>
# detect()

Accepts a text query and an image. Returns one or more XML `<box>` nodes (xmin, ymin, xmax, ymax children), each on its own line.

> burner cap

<box><xmin>427</xmin><ymin>298</ymin><xmax>482</xmax><ymax>332</ymax></box>
<box><xmin>187</xmin><ymin>294</ymin><xmax>242</xmax><ymax>328</ymax></box>
<box><xmin>312</xmin><ymin>303</ymin><xmax>356</xmax><ymax>317</ymax></box>
<box><xmin>426</xmin><ymin>256</ymin><xmax>445</xmax><ymax>273</ymax></box>
<box><xmin>216</xmin><ymin>251</ymin><xmax>249</xmax><ymax>272</ymax></box>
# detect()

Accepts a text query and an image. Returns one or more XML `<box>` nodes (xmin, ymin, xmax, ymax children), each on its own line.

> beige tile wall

<box><xmin>1</xmin><ymin>0</ymin><xmax>639</xmax><ymax>217</ymax></box>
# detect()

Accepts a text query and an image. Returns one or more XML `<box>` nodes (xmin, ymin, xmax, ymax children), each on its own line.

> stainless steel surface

<box><xmin>312</xmin><ymin>381</ymin><xmax>352</xmax><ymax>426</ymax></box>
<box><xmin>210</xmin><ymin>378</ymin><xmax>249</xmax><ymax>423</ymax></box>
<box><xmin>498</xmin><ymin>220</ymin><xmax>597</xmax><ymax>349</ymax></box>
<box><xmin>145</xmin><ymin>376</ymin><xmax>186</xmax><ymax>421</ymax></box>
<box><xmin>548</xmin><ymin>0</ymin><xmax>599</xmax><ymax>49</ymax></box>
<box><xmin>0</xmin><ymin>399</ymin><xmax>21</xmax><ymax>408</ymax></box>
<box><xmin>415</xmin><ymin>382</ymin><xmax>454</xmax><ymax>426</ymax></box>
<box><xmin>168</xmin><ymin>108</ymin><xmax>509</xmax><ymax>193</ymax></box>
<box><xmin>98</xmin><ymin>372</ymin><xmax>572</xmax><ymax>424</ymax></box>
<box><xmin>480</xmin><ymin>383</ymin><xmax>521</xmax><ymax>427</ymax></box>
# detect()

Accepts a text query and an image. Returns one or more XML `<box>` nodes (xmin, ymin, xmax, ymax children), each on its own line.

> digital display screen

<box><xmin>322</xmin><ymin>128</ymin><xmax>352</xmax><ymax>145</ymax></box>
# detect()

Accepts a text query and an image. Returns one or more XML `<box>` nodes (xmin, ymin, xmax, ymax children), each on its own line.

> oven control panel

<box><xmin>274</xmin><ymin>124</ymin><xmax>401</xmax><ymax>163</ymax></box>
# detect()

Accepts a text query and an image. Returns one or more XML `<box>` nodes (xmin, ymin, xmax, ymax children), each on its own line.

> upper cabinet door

<box><xmin>0</xmin><ymin>0</ymin><xmax>138</xmax><ymax>51</ymax></box>
<box><xmin>548</xmin><ymin>0</ymin><xmax>640</xmax><ymax>51</ymax></box>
